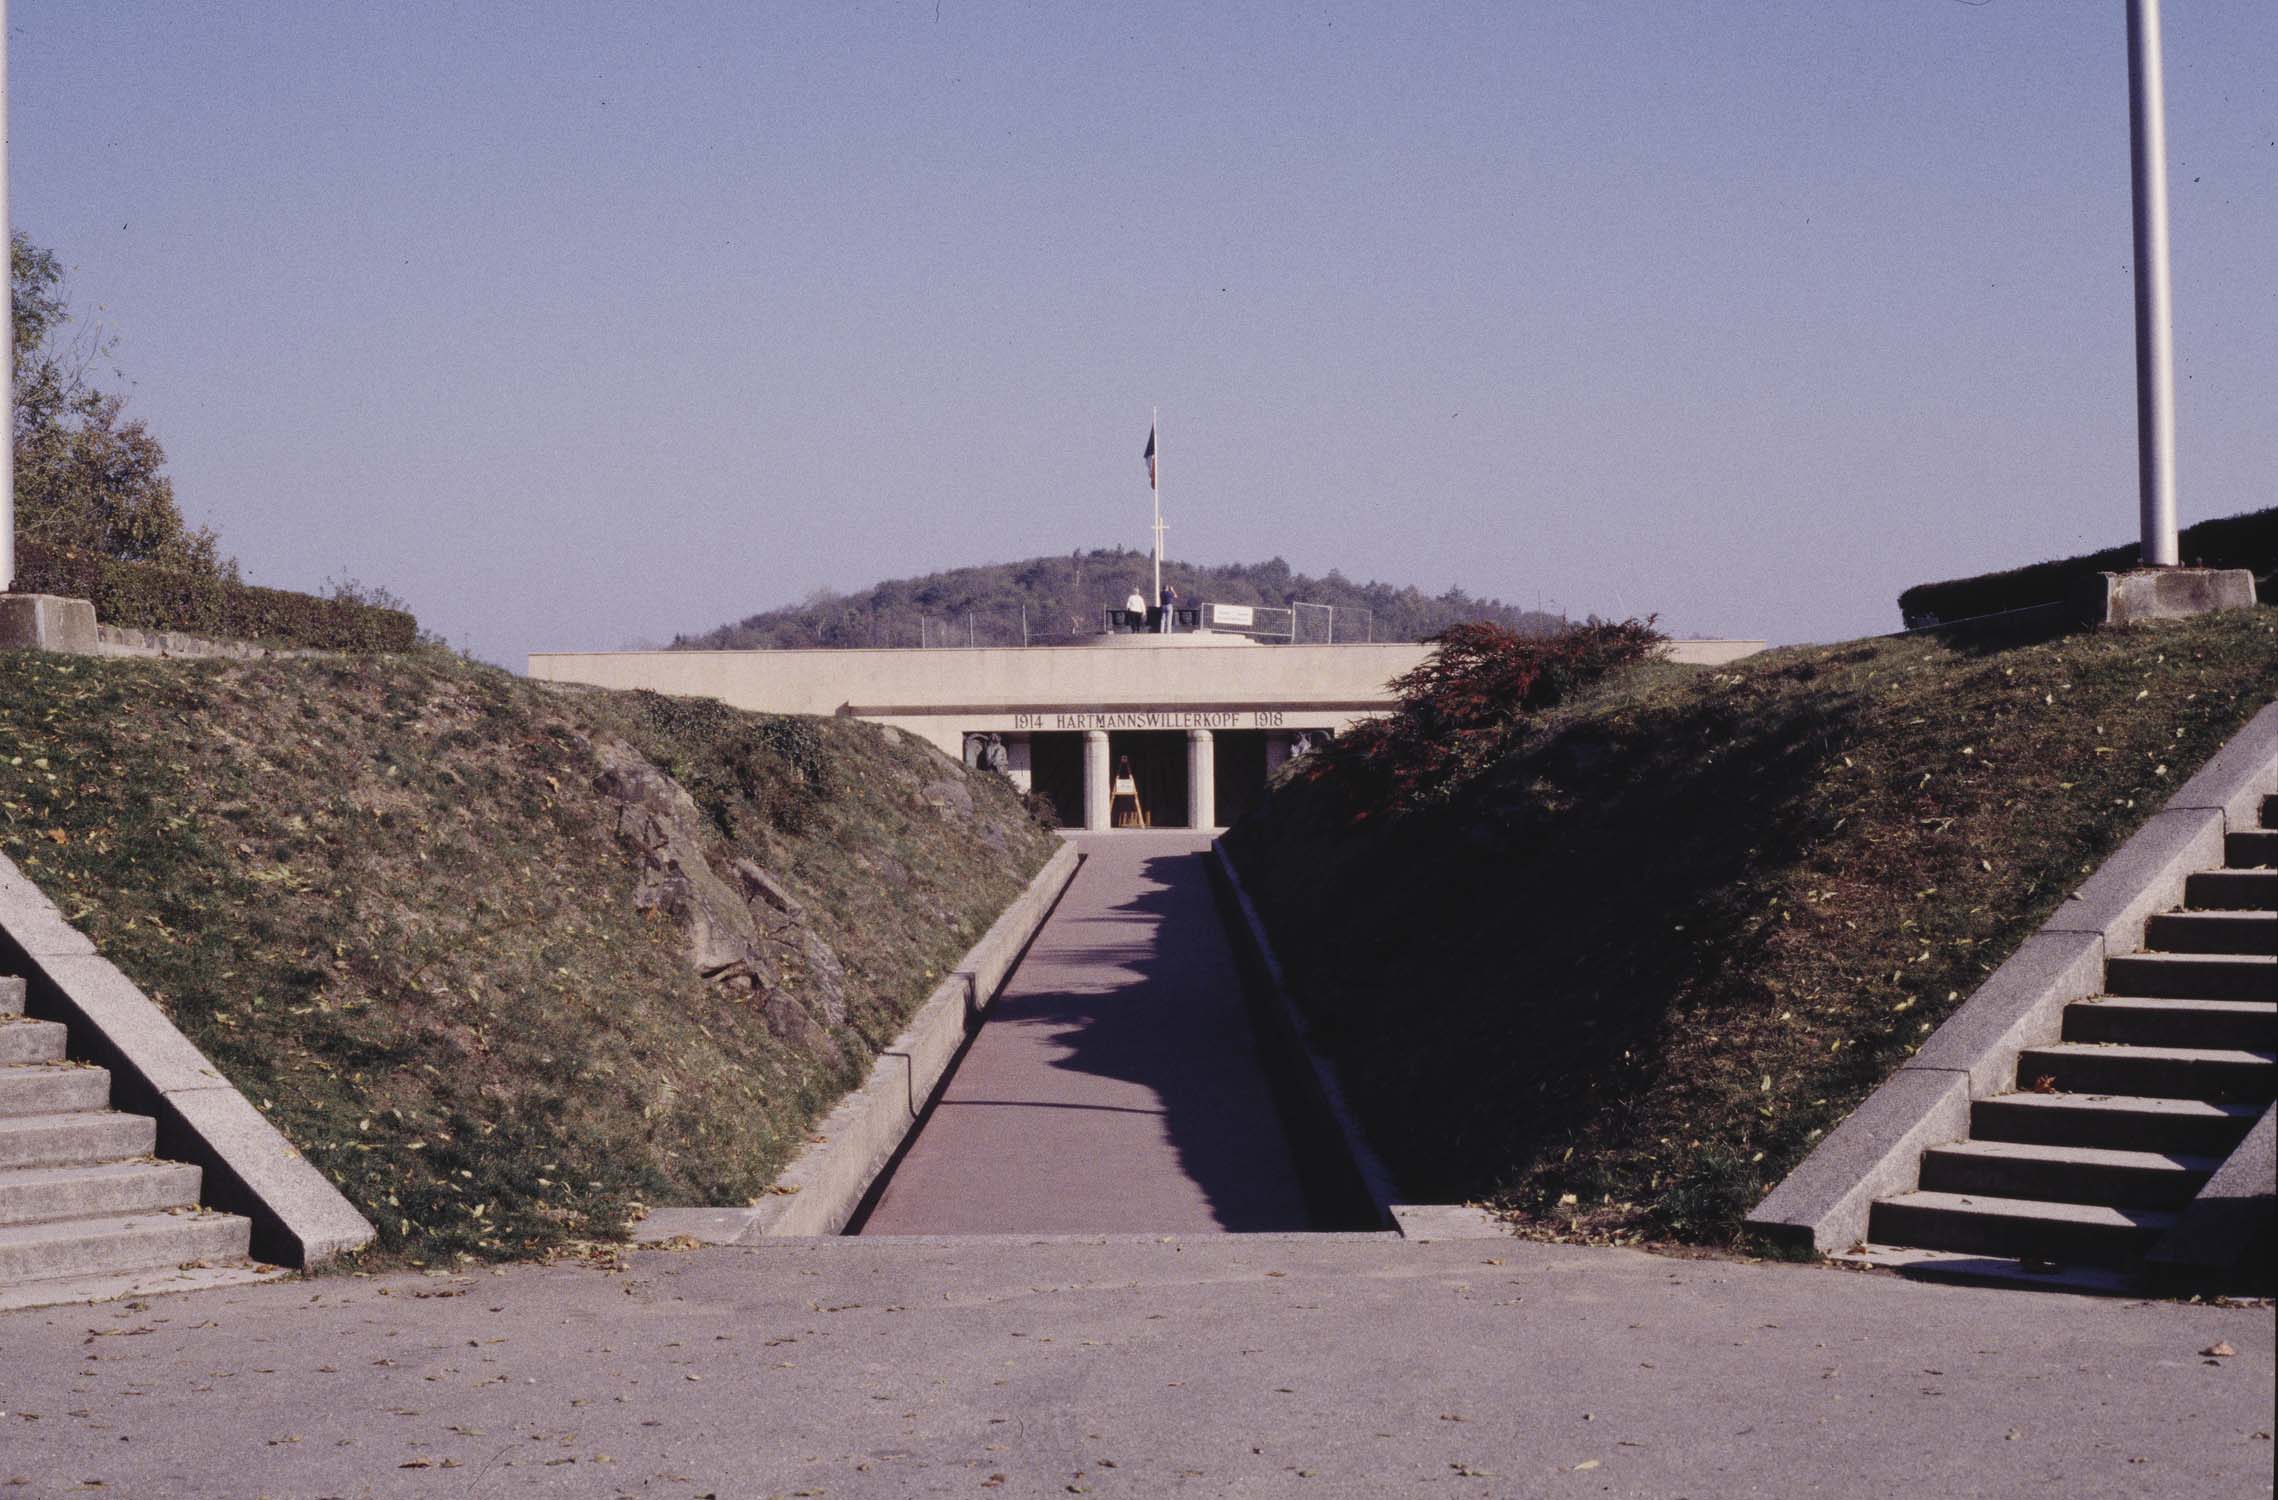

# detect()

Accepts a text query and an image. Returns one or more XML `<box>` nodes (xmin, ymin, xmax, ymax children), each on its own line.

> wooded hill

<box><xmin>673</xmin><ymin>549</ymin><xmax>1570</xmax><ymax>650</ymax></box>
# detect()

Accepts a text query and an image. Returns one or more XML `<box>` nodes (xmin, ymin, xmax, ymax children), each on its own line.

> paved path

<box><xmin>859</xmin><ymin>832</ymin><xmax>1318</xmax><ymax>1235</ymax></box>
<box><xmin>0</xmin><ymin>1235</ymin><xmax>2269</xmax><ymax>1497</ymax></box>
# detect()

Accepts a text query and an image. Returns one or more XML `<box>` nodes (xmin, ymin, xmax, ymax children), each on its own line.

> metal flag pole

<box><xmin>1150</xmin><ymin>406</ymin><xmax>1164</xmax><ymax>608</ymax></box>
<box><xmin>2</xmin><ymin>0</ymin><xmax>14</xmax><ymax>593</ymax></box>
<box><xmin>2126</xmin><ymin>0</ymin><xmax>2179</xmax><ymax>567</ymax></box>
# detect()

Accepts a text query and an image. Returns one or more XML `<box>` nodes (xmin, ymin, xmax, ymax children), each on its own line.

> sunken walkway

<box><xmin>855</xmin><ymin>831</ymin><xmax>1326</xmax><ymax>1235</ymax></box>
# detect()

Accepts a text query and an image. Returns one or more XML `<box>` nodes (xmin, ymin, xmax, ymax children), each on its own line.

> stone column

<box><xmin>1083</xmin><ymin>730</ymin><xmax>1111</xmax><ymax>830</ymax></box>
<box><xmin>1187</xmin><ymin>729</ymin><xmax>1216</xmax><ymax>830</ymax></box>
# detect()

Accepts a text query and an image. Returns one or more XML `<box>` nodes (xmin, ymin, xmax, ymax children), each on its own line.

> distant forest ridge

<box><xmin>672</xmin><ymin>549</ymin><xmax>1575</xmax><ymax>650</ymax></box>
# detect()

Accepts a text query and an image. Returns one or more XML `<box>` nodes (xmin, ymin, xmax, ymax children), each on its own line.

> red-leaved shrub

<box><xmin>1305</xmin><ymin>618</ymin><xmax>1664</xmax><ymax>816</ymax></box>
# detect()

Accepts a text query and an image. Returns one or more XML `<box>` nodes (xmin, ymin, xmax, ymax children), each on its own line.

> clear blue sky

<box><xmin>14</xmin><ymin>1</ymin><xmax>2275</xmax><ymax>664</ymax></box>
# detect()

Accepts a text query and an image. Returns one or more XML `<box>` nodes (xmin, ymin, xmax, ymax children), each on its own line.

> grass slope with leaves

<box><xmin>0</xmin><ymin>649</ymin><xmax>1055</xmax><ymax>1267</ymax></box>
<box><xmin>1227</xmin><ymin>607</ymin><xmax>2278</xmax><ymax>1248</ymax></box>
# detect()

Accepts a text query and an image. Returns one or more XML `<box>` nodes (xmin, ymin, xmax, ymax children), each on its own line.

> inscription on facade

<box><xmin>1008</xmin><ymin>709</ymin><xmax>1290</xmax><ymax>731</ymax></box>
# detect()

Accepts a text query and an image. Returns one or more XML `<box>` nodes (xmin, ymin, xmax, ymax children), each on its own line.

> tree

<box><xmin>11</xmin><ymin>232</ymin><xmax>229</xmax><ymax>576</ymax></box>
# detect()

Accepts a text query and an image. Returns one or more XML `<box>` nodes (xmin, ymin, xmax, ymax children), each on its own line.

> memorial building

<box><xmin>530</xmin><ymin>617</ymin><xmax>1761</xmax><ymax>830</ymax></box>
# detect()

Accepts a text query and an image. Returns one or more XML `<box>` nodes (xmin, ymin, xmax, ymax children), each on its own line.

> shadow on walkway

<box><xmin>854</xmin><ymin>834</ymin><xmax>1368</xmax><ymax>1235</ymax></box>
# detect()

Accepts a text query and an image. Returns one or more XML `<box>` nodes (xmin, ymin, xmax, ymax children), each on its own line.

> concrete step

<box><xmin>2227</xmin><ymin>829</ymin><xmax>2278</xmax><ymax>868</ymax></box>
<box><xmin>0</xmin><ymin>1210</ymin><xmax>252</xmax><ymax>1284</ymax></box>
<box><xmin>0</xmin><ymin>976</ymin><xmax>22</xmax><ymax>1016</ymax></box>
<box><xmin>0</xmin><ymin>1160</ymin><xmax>203</xmax><ymax>1227</ymax></box>
<box><xmin>0</xmin><ymin>1260</ymin><xmax>291</xmax><ymax>1314</ymax></box>
<box><xmin>1867</xmin><ymin>1191</ymin><xmax>2175</xmax><ymax>1266</ymax></box>
<box><xmin>0</xmin><ymin>1063</ymin><xmax>113</xmax><ymax>1118</ymax></box>
<box><xmin>2014</xmin><ymin>1042</ymin><xmax>2276</xmax><ymax>1101</ymax></box>
<box><xmin>1972</xmin><ymin>1091</ymin><xmax>2260</xmax><ymax>1155</ymax></box>
<box><xmin>2104</xmin><ymin>952</ymin><xmax>2276</xmax><ymax>1002</ymax></box>
<box><xmin>1834</xmin><ymin>1244</ymin><xmax>2143</xmax><ymax>1297</ymax></box>
<box><xmin>2185</xmin><ymin>869</ymin><xmax>2277</xmax><ymax>910</ymax></box>
<box><xmin>0</xmin><ymin>1111</ymin><xmax>156</xmax><ymax>1170</ymax></box>
<box><xmin>1917</xmin><ymin>1139</ymin><xmax>2214</xmax><ymax>1208</ymax></box>
<box><xmin>2062</xmin><ymin>996</ymin><xmax>2277</xmax><ymax>1050</ymax></box>
<box><xmin>2145</xmin><ymin>910</ymin><xmax>2278</xmax><ymax>956</ymax></box>
<box><xmin>0</xmin><ymin>1018</ymin><xmax>69</xmax><ymax>1065</ymax></box>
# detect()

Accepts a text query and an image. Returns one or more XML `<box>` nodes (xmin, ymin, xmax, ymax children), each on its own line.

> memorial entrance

<box><xmin>1210</xmin><ymin>730</ymin><xmax>1271</xmax><ymax>827</ymax></box>
<box><xmin>1107</xmin><ymin>731</ymin><xmax>1190</xmax><ymax>827</ymax></box>
<box><xmin>1026</xmin><ymin>733</ymin><xmax>1086</xmax><ymax>829</ymax></box>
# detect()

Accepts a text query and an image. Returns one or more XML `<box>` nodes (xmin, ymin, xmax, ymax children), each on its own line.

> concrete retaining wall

<box><xmin>2</xmin><ymin>591</ymin><xmax>317</xmax><ymax>661</ymax></box>
<box><xmin>1210</xmin><ymin>841</ymin><xmax>1508</xmax><ymax>1241</ymax></box>
<box><xmin>636</xmin><ymin>840</ymin><xmax>1082</xmax><ymax>1244</ymax></box>
<box><xmin>1747</xmin><ymin>697</ymin><xmax>2278</xmax><ymax>1256</ymax></box>
<box><xmin>0</xmin><ymin>853</ymin><xmax>376</xmax><ymax>1268</ymax></box>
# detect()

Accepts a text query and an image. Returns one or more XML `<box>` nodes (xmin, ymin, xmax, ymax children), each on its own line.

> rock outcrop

<box><xmin>589</xmin><ymin>738</ymin><xmax>848</xmax><ymax>1050</ymax></box>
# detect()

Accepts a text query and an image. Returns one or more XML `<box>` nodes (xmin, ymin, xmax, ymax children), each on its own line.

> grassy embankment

<box><xmin>1228</xmin><ymin>607</ymin><xmax>2278</xmax><ymax>1248</ymax></box>
<box><xmin>0</xmin><ymin>650</ymin><xmax>1055</xmax><ymax>1266</ymax></box>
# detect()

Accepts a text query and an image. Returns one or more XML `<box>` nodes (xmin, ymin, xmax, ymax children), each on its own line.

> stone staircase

<box><xmin>0</xmin><ymin>975</ymin><xmax>271</xmax><ymax>1308</ymax></box>
<box><xmin>1850</xmin><ymin>795</ymin><xmax>2277</xmax><ymax>1290</ymax></box>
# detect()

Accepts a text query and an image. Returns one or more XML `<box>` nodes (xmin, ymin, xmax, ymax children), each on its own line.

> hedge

<box><xmin>1897</xmin><ymin>505</ymin><xmax>2278</xmax><ymax>628</ymax></box>
<box><xmin>11</xmin><ymin>542</ymin><xmax>419</xmax><ymax>652</ymax></box>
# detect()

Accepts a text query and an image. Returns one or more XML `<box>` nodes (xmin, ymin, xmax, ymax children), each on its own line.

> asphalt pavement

<box><xmin>1</xmin><ymin>1232</ymin><xmax>2269</xmax><ymax>1498</ymax></box>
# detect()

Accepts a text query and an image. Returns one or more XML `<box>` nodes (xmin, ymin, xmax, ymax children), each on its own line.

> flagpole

<box><xmin>1150</xmin><ymin>405</ymin><xmax>1162</xmax><ymax>609</ymax></box>
<box><xmin>1</xmin><ymin>0</ymin><xmax>14</xmax><ymax>594</ymax></box>
<box><xmin>2127</xmin><ymin>0</ymin><xmax>2179</xmax><ymax>567</ymax></box>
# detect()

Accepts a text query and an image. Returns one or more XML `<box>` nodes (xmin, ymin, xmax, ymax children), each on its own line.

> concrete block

<box><xmin>1906</xmin><ymin>930</ymin><xmax>2106</xmax><ymax>1097</ymax></box>
<box><xmin>1745</xmin><ymin>1068</ymin><xmax>1971</xmax><ymax>1254</ymax></box>
<box><xmin>2147</xmin><ymin>1101</ymin><xmax>2274</xmax><ymax>1294</ymax></box>
<box><xmin>0</xmin><ymin>1065</ymin><xmax>112</xmax><ymax>1117</ymax></box>
<box><xmin>153</xmin><ymin>1086</ymin><xmax>375</xmax><ymax>1267</ymax></box>
<box><xmin>2168</xmin><ymin>699</ymin><xmax>2278</xmax><ymax>832</ymax></box>
<box><xmin>0</xmin><ymin>594</ymin><xmax>98</xmax><ymax>653</ymax></box>
<box><xmin>2080</xmin><ymin>568</ymin><xmax>2259</xmax><ymax>628</ymax></box>
<box><xmin>632</xmin><ymin>1206</ymin><xmax>770</xmax><ymax>1246</ymax></box>
<box><xmin>22</xmin><ymin>953</ymin><xmax>232</xmax><ymax>1099</ymax></box>
<box><xmin>1390</xmin><ymin>1205</ymin><xmax>1508</xmax><ymax>1240</ymax></box>
<box><xmin>2042</xmin><ymin>807</ymin><xmax>2225</xmax><ymax>953</ymax></box>
<box><xmin>0</xmin><ymin>1210</ymin><xmax>249</xmax><ymax>1283</ymax></box>
<box><xmin>0</xmin><ymin>1261</ymin><xmax>289</xmax><ymax>1314</ymax></box>
<box><xmin>0</xmin><ymin>857</ymin><xmax>99</xmax><ymax>960</ymax></box>
<box><xmin>0</xmin><ymin>1160</ymin><xmax>203</xmax><ymax>1226</ymax></box>
<box><xmin>0</xmin><ymin>1111</ymin><xmax>154</xmax><ymax>1170</ymax></box>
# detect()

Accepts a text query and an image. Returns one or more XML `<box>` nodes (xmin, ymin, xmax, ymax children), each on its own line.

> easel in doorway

<box><xmin>1110</xmin><ymin>756</ymin><xmax>1149</xmax><ymax>828</ymax></box>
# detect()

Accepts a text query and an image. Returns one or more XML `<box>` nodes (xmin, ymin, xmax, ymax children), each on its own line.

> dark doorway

<box><xmin>1212</xmin><ymin>731</ymin><xmax>1270</xmax><ymax>828</ymax></box>
<box><xmin>1108</xmin><ymin>731</ymin><xmax>1190</xmax><ymax>828</ymax></box>
<box><xmin>1026</xmin><ymin>733</ymin><xmax>1084</xmax><ymax>828</ymax></box>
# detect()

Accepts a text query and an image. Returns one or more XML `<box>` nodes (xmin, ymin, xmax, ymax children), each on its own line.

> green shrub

<box><xmin>622</xmin><ymin>690</ymin><xmax>838</xmax><ymax>839</ymax></box>
<box><xmin>12</xmin><ymin>541</ymin><xmax>418</xmax><ymax>651</ymax></box>
<box><xmin>1896</xmin><ymin>505</ymin><xmax>2277</xmax><ymax>628</ymax></box>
